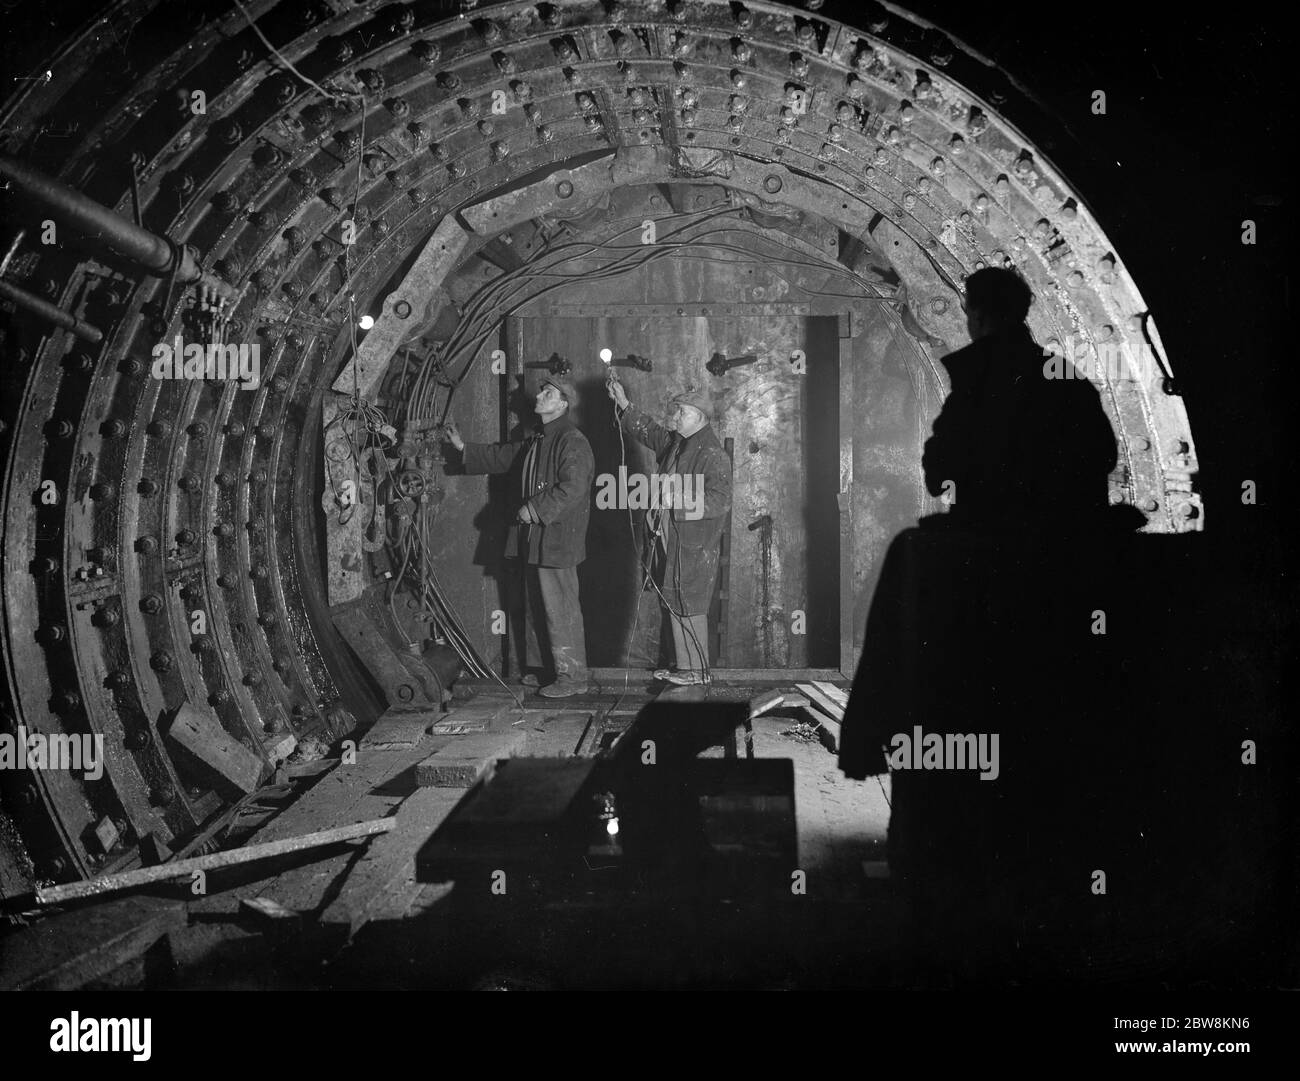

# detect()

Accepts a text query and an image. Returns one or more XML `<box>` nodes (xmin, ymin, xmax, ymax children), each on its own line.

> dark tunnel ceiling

<box><xmin>0</xmin><ymin>0</ymin><xmax>1200</xmax><ymax>885</ymax></box>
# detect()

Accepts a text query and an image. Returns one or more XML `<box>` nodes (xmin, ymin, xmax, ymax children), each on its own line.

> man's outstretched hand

<box><xmin>607</xmin><ymin>378</ymin><xmax>629</xmax><ymax>411</ymax></box>
<box><xmin>444</xmin><ymin>421</ymin><xmax>465</xmax><ymax>451</ymax></box>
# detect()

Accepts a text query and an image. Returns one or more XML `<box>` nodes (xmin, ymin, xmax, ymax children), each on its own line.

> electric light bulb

<box><xmin>599</xmin><ymin>347</ymin><xmax>613</xmax><ymax>364</ymax></box>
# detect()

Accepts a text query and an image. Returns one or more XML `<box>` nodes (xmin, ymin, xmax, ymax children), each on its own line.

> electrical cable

<box><xmin>606</xmin><ymin>394</ymin><xmax>713</xmax><ymax>708</ymax></box>
<box><xmin>232</xmin><ymin>0</ymin><xmax>362</xmax><ymax>104</ymax></box>
<box><xmin>394</xmin><ymin>205</ymin><xmax>890</xmax><ymax>700</ymax></box>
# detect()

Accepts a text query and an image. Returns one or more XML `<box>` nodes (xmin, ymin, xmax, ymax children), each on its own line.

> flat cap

<box><xmin>541</xmin><ymin>377</ymin><xmax>578</xmax><ymax>405</ymax></box>
<box><xmin>669</xmin><ymin>388</ymin><xmax>712</xmax><ymax>420</ymax></box>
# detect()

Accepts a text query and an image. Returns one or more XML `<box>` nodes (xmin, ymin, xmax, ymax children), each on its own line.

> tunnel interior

<box><xmin>0</xmin><ymin>0</ymin><xmax>1207</xmax><ymax>951</ymax></box>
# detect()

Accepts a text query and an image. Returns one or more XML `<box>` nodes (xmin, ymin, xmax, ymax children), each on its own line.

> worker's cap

<box><xmin>540</xmin><ymin>377</ymin><xmax>578</xmax><ymax>405</ymax></box>
<box><xmin>669</xmin><ymin>388</ymin><xmax>712</xmax><ymax>420</ymax></box>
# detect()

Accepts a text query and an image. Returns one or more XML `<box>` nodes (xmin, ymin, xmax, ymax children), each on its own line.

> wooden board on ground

<box><xmin>746</xmin><ymin>715</ymin><xmax>891</xmax><ymax>900</ymax></box>
<box><xmin>166</xmin><ymin>703</ymin><xmax>265</xmax><ymax>796</ymax></box>
<box><xmin>810</xmin><ymin>681</ymin><xmax>849</xmax><ymax>709</ymax></box>
<box><xmin>360</xmin><ymin>706</ymin><xmax>439</xmax><ymax>748</ymax></box>
<box><xmin>0</xmin><ymin>895</ymin><xmax>187</xmax><ymax>991</ymax></box>
<box><xmin>795</xmin><ymin>683</ymin><xmax>846</xmax><ymax>748</ymax></box>
<box><xmin>188</xmin><ymin>741</ymin><xmax>443</xmax><ymax>917</ymax></box>
<box><xmin>516</xmin><ymin>711</ymin><xmax>594</xmax><ymax>757</ymax></box>
<box><xmin>796</xmin><ymin>683</ymin><xmax>847</xmax><ymax>721</ymax></box>
<box><xmin>431</xmin><ymin>717</ymin><xmax>489</xmax><ymax>735</ymax></box>
<box><xmin>319</xmin><ymin>785</ymin><xmax>466</xmax><ymax>935</ymax></box>
<box><xmin>416</xmin><ymin>758</ymin><xmax>599</xmax><ymax>879</ymax></box>
<box><xmin>415</xmin><ymin>728</ymin><xmax>527</xmax><ymax>788</ymax></box>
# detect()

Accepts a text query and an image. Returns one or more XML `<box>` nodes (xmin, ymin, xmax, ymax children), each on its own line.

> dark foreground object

<box><xmin>840</xmin><ymin>513</ymin><xmax>1292</xmax><ymax>983</ymax></box>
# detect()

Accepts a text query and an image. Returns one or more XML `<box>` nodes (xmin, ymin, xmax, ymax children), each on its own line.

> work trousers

<box><xmin>649</xmin><ymin>532</ymin><xmax>716</xmax><ymax>675</ymax></box>
<box><xmin>517</xmin><ymin>562</ymin><xmax>588</xmax><ymax>680</ymax></box>
<box><xmin>669</xmin><ymin>612</ymin><xmax>710</xmax><ymax>674</ymax></box>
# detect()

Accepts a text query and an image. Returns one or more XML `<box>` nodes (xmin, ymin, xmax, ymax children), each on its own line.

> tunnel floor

<box><xmin>4</xmin><ymin>679</ymin><xmax>900</xmax><ymax>991</ymax></box>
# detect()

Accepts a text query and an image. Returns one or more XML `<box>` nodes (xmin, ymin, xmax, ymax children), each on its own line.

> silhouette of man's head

<box><xmin>964</xmin><ymin>267</ymin><xmax>1033</xmax><ymax>340</ymax></box>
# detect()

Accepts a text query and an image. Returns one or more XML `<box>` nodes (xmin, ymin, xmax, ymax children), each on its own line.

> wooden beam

<box><xmin>319</xmin><ymin>786</ymin><xmax>465</xmax><ymax>936</ymax></box>
<box><xmin>0</xmin><ymin>896</ymin><xmax>187</xmax><ymax>990</ymax></box>
<box><xmin>838</xmin><ymin>319</ymin><xmax>857</xmax><ymax>677</ymax></box>
<box><xmin>166</xmin><ymin>703</ymin><xmax>265</xmax><ymax>797</ymax></box>
<box><xmin>810</xmin><ymin>681</ymin><xmax>848</xmax><ymax>710</ymax></box>
<box><xmin>415</xmin><ymin>728</ymin><xmax>527</xmax><ymax>788</ymax></box>
<box><xmin>589</xmin><ymin>666</ymin><xmax>845</xmax><ymax>683</ymax></box>
<box><xmin>36</xmin><ymin>819</ymin><xmax>397</xmax><ymax>905</ymax></box>
<box><xmin>360</xmin><ymin>706</ymin><xmax>439</xmax><ymax>749</ymax></box>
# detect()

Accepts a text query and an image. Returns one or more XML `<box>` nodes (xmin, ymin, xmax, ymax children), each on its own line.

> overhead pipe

<box><xmin>0</xmin><ymin>278</ymin><xmax>103</xmax><ymax>343</ymax></box>
<box><xmin>0</xmin><ymin>153</ymin><xmax>202</xmax><ymax>283</ymax></box>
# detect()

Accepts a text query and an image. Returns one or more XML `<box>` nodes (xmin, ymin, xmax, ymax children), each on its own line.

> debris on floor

<box><xmin>288</xmin><ymin>735</ymin><xmax>331</xmax><ymax>764</ymax></box>
<box><xmin>780</xmin><ymin>719</ymin><xmax>824</xmax><ymax>745</ymax></box>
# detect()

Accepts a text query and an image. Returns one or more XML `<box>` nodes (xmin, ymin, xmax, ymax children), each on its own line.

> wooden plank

<box><xmin>0</xmin><ymin>895</ymin><xmax>187</xmax><ymax>990</ymax></box>
<box><xmin>590</xmin><ymin>667</ymin><xmax>845</xmax><ymax>683</ymax></box>
<box><xmin>748</xmin><ymin>689</ymin><xmax>785</xmax><ymax>719</ymax></box>
<box><xmin>804</xmin><ymin>682</ymin><xmax>848</xmax><ymax>714</ymax></box>
<box><xmin>796</xmin><ymin>683</ymin><xmax>845</xmax><ymax>721</ymax></box>
<box><xmin>795</xmin><ymin>683</ymin><xmax>844</xmax><ymax>749</ymax></box>
<box><xmin>415</xmin><ymin>728</ymin><xmax>527</xmax><ymax>788</ymax></box>
<box><xmin>838</xmin><ymin>322</ymin><xmax>857</xmax><ymax>677</ymax></box>
<box><xmin>747</xmin><ymin>716</ymin><xmax>890</xmax><ymax>898</ymax></box>
<box><xmin>517</xmin><ymin>711</ymin><xmax>593</xmax><ymax>757</ymax></box>
<box><xmin>36</xmin><ymin>819</ymin><xmax>397</xmax><ymax>905</ymax></box>
<box><xmin>241</xmin><ymin>896</ymin><xmax>300</xmax><ymax>922</ymax></box>
<box><xmin>417</xmin><ymin>759</ymin><xmax>599</xmax><ymax>879</ymax></box>
<box><xmin>810</xmin><ymin>681</ymin><xmax>848</xmax><ymax>709</ymax></box>
<box><xmin>188</xmin><ymin>743</ymin><xmax>441</xmax><ymax>916</ymax></box>
<box><xmin>165</xmin><ymin>703</ymin><xmax>265</xmax><ymax>797</ymax></box>
<box><xmin>167</xmin><ymin>786</ymin><xmax>280</xmax><ymax>863</ymax></box>
<box><xmin>360</xmin><ymin>706</ymin><xmax>439</xmax><ymax>748</ymax></box>
<box><xmin>286</xmin><ymin>758</ymin><xmax>337</xmax><ymax>779</ymax></box>
<box><xmin>430</xmin><ymin>717</ymin><xmax>489</xmax><ymax>735</ymax></box>
<box><xmin>319</xmin><ymin>785</ymin><xmax>465</xmax><ymax>935</ymax></box>
<box><xmin>266</xmin><ymin>733</ymin><xmax>297</xmax><ymax>763</ymax></box>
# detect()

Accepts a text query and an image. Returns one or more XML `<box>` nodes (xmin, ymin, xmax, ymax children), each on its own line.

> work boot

<box><xmin>537</xmin><ymin>674</ymin><xmax>592</xmax><ymax>698</ymax></box>
<box><xmin>664</xmin><ymin>670</ymin><xmax>708</xmax><ymax>686</ymax></box>
<box><xmin>652</xmin><ymin>668</ymin><xmax>675</xmax><ymax>681</ymax></box>
<box><xmin>519</xmin><ymin>672</ymin><xmax>541</xmax><ymax>688</ymax></box>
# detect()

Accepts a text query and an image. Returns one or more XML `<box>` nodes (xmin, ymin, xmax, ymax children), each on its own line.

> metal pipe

<box><xmin>0</xmin><ymin>153</ymin><xmax>201</xmax><ymax>282</ymax></box>
<box><xmin>0</xmin><ymin>278</ymin><xmax>103</xmax><ymax>343</ymax></box>
<box><xmin>0</xmin><ymin>229</ymin><xmax>25</xmax><ymax>278</ymax></box>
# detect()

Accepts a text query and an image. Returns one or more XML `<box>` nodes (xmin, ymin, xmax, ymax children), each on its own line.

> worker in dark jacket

<box><xmin>446</xmin><ymin>377</ymin><xmax>595</xmax><ymax>698</ymax></box>
<box><xmin>921</xmin><ymin>267</ymin><xmax>1118</xmax><ymax>525</ymax></box>
<box><xmin>608</xmin><ymin>378</ymin><xmax>732</xmax><ymax>686</ymax></box>
<box><xmin>840</xmin><ymin>267</ymin><xmax>1135</xmax><ymax>977</ymax></box>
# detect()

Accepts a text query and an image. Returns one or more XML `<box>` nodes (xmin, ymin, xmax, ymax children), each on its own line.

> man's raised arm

<box><xmin>446</xmin><ymin>421</ymin><xmax>520</xmax><ymax>475</ymax></box>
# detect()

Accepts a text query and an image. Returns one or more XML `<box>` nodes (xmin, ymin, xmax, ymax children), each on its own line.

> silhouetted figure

<box><xmin>921</xmin><ymin>267</ymin><xmax>1119</xmax><ymax>526</ymax></box>
<box><xmin>840</xmin><ymin>268</ymin><xmax>1156</xmax><ymax>983</ymax></box>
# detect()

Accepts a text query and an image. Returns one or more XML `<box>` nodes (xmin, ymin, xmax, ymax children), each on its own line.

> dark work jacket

<box><xmin>620</xmin><ymin>405</ymin><xmax>733</xmax><ymax>609</ymax></box>
<box><xmin>922</xmin><ymin>324</ymin><xmax>1118</xmax><ymax>525</ymax></box>
<box><xmin>461</xmin><ymin>413</ymin><xmax>595</xmax><ymax>568</ymax></box>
